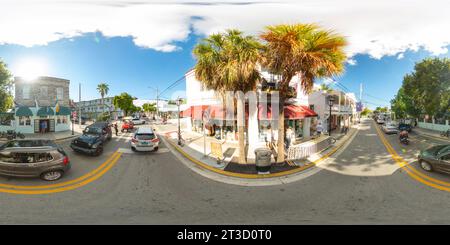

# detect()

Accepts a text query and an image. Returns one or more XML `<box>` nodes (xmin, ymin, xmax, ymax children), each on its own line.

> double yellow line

<box><xmin>374</xmin><ymin>122</ymin><xmax>450</xmax><ymax>192</ymax></box>
<box><xmin>0</xmin><ymin>151</ymin><xmax>122</xmax><ymax>195</ymax></box>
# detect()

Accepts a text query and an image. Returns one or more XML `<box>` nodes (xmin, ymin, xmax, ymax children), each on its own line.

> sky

<box><xmin>0</xmin><ymin>0</ymin><xmax>449</xmax><ymax>109</ymax></box>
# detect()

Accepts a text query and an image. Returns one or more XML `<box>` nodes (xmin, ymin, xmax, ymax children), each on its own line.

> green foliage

<box><xmin>391</xmin><ymin>57</ymin><xmax>450</xmax><ymax>119</ymax></box>
<box><xmin>0</xmin><ymin>60</ymin><xmax>13</xmax><ymax>112</ymax></box>
<box><xmin>97</xmin><ymin>112</ymin><xmax>110</xmax><ymax>122</ymax></box>
<box><xmin>142</xmin><ymin>103</ymin><xmax>157</xmax><ymax>113</ymax></box>
<box><xmin>113</xmin><ymin>93</ymin><xmax>136</xmax><ymax>116</ymax></box>
<box><xmin>361</xmin><ymin>107</ymin><xmax>372</xmax><ymax>116</ymax></box>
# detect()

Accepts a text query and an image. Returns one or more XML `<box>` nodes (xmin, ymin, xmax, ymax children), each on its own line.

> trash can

<box><xmin>254</xmin><ymin>148</ymin><xmax>272</xmax><ymax>172</ymax></box>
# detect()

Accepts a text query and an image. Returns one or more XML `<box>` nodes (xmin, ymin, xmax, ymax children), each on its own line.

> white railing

<box><xmin>286</xmin><ymin>136</ymin><xmax>335</xmax><ymax>160</ymax></box>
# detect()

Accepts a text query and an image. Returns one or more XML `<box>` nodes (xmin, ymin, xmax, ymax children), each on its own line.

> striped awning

<box><xmin>15</xmin><ymin>106</ymin><xmax>33</xmax><ymax>117</ymax></box>
<box><xmin>37</xmin><ymin>106</ymin><xmax>55</xmax><ymax>116</ymax></box>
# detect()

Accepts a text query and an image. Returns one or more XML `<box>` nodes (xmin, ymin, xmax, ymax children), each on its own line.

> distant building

<box><xmin>75</xmin><ymin>97</ymin><xmax>124</xmax><ymax>120</ymax></box>
<box><xmin>0</xmin><ymin>76</ymin><xmax>72</xmax><ymax>133</ymax></box>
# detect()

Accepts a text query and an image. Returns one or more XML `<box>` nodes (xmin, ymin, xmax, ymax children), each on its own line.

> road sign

<box><xmin>71</xmin><ymin>111</ymin><xmax>77</xmax><ymax>119</ymax></box>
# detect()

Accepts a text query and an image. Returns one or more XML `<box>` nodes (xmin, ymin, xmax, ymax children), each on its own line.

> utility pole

<box><xmin>79</xmin><ymin>83</ymin><xmax>82</xmax><ymax>128</ymax></box>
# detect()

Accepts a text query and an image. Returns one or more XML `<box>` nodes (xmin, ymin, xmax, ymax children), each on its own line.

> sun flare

<box><xmin>13</xmin><ymin>58</ymin><xmax>49</xmax><ymax>80</ymax></box>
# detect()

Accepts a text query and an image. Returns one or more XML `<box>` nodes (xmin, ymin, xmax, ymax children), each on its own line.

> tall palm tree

<box><xmin>97</xmin><ymin>83</ymin><xmax>109</xmax><ymax>114</ymax></box>
<box><xmin>260</xmin><ymin>24</ymin><xmax>347</xmax><ymax>163</ymax></box>
<box><xmin>193</xmin><ymin>29</ymin><xmax>262</xmax><ymax>164</ymax></box>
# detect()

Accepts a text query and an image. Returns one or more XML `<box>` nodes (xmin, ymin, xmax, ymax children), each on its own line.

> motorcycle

<box><xmin>1</xmin><ymin>130</ymin><xmax>25</xmax><ymax>140</ymax></box>
<box><xmin>399</xmin><ymin>135</ymin><xmax>409</xmax><ymax>145</ymax></box>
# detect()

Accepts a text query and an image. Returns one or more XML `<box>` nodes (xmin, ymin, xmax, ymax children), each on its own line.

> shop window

<box><xmin>19</xmin><ymin>116</ymin><xmax>31</xmax><ymax>126</ymax></box>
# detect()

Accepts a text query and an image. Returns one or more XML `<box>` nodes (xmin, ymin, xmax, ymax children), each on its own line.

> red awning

<box><xmin>182</xmin><ymin>104</ymin><xmax>317</xmax><ymax>120</ymax></box>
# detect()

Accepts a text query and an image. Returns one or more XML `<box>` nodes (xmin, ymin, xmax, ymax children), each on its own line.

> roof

<box><xmin>135</xmin><ymin>127</ymin><xmax>155</xmax><ymax>134</ymax></box>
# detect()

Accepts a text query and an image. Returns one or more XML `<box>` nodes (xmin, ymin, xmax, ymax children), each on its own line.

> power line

<box><xmin>158</xmin><ymin>75</ymin><xmax>186</xmax><ymax>97</ymax></box>
<box><xmin>363</xmin><ymin>92</ymin><xmax>391</xmax><ymax>103</ymax></box>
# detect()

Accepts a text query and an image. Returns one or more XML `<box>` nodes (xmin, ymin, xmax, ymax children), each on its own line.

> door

<box><xmin>49</xmin><ymin>119</ymin><xmax>55</xmax><ymax>132</ymax></box>
<box><xmin>34</xmin><ymin>119</ymin><xmax>40</xmax><ymax>133</ymax></box>
<box><xmin>438</xmin><ymin>153</ymin><xmax>450</xmax><ymax>172</ymax></box>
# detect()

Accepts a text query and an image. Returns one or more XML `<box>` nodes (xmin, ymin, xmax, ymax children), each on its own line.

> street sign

<box><xmin>356</xmin><ymin>102</ymin><xmax>363</xmax><ymax>112</ymax></box>
<box><xmin>71</xmin><ymin>111</ymin><xmax>77</xmax><ymax>119</ymax></box>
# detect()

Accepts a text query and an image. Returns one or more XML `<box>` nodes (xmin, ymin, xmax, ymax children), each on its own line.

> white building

<box><xmin>0</xmin><ymin>76</ymin><xmax>72</xmax><ymax>134</ymax></box>
<box><xmin>182</xmin><ymin>68</ymin><xmax>319</xmax><ymax>155</ymax></box>
<box><xmin>75</xmin><ymin>97</ymin><xmax>124</xmax><ymax>120</ymax></box>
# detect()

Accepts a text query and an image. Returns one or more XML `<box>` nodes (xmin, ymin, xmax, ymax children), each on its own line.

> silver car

<box><xmin>0</xmin><ymin>139</ymin><xmax>71</xmax><ymax>181</ymax></box>
<box><xmin>382</xmin><ymin>123</ymin><xmax>399</xmax><ymax>134</ymax></box>
<box><xmin>130</xmin><ymin>127</ymin><xmax>159</xmax><ymax>152</ymax></box>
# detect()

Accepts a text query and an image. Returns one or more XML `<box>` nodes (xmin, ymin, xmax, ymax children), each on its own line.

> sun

<box><xmin>13</xmin><ymin>58</ymin><xmax>49</xmax><ymax>80</ymax></box>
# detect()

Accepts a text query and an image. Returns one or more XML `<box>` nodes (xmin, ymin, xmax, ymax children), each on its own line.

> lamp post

<box><xmin>176</xmin><ymin>97</ymin><xmax>182</xmax><ymax>145</ymax></box>
<box><xmin>328</xmin><ymin>96</ymin><xmax>335</xmax><ymax>136</ymax></box>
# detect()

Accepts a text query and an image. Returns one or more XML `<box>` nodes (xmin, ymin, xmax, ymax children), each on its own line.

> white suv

<box><xmin>132</xmin><ymin>118</ymin><xmax>146</xmax><ymax>125</ymax></box>
<box><xmin>130</xmin><ymin>127</ymin><xmax>159</xmax><ymax>152</ymax></box>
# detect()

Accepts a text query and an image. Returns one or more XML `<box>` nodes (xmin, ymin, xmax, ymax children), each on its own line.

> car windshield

<box><xmin>135</xmin><ymin>134</ymin><xmax>155</xmax><ymax>140</ymax></box>
<box><xmin>84</xmin><ymin>127</ymin><xmax>102</xmax><ymax>134</ymax></box>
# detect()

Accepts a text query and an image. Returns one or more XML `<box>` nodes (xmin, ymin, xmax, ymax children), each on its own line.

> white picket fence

<box><xmin>286</xmin><ymin>136</ymin><xmax>335</xmax><ymax>160</ymax></box>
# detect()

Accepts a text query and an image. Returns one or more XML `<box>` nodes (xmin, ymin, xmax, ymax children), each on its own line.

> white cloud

<box><xmin>1</xmin><ymin>0</ymin><xmax>449</xmax><ymax>59</ymax></box>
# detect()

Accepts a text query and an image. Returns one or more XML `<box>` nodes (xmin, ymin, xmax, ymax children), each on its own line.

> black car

<box><xmin>70</xmin><ymin>122</ymin><xmax>112</xmax><ymax>156</ymax></box>
<box><xmin>398</xmin><ymin>123</ymin><xmax>412</xmax><ymax>132</ymax></box>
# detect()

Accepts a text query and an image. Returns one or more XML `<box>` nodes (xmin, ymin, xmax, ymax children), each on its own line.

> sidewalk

<box><xmin>159</xmin><ymin>121</ymin><xmax>359</xmax><ymax>176</ymax></box>
<box><xmin>413</xmin><ymin>127</ymin><xmax>450</xmax><ymax>142</ymax></box>
<box><xmin>1</xmin><ymin>124</ymin><xmax>85</xmax><ymax>143</ymax></box>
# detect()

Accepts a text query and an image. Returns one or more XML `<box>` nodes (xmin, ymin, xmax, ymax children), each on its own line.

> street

<box><xmin>0</xmin><ymin>118</ymin><xmax>448</xmax><ymax>224</ymax></box>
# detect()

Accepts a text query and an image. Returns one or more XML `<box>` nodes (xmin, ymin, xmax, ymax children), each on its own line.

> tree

<box><xmin>260</xmin><ymin>24</ymin><xmax>347</xmax><ymax>163</ymax></box>
<box><xmin>193</xmin><ymin>29</ymin><xmax>262</xmax><ymax>164</ymax></box>
<box><xmin>0</xmin><ymin>60</ymin><xmax>13</xmax><ymax>112</ymax></box>
<box><xmin>360</xmin><ymin>107</ymin><xmax>372</xmax><ymax>117</ymax></box>
<box><xmin>97</xmin><ymin>83</ymin><xmax>109</xmax><ymax>114</ymax></box>
<box><xmin>142</xmin><ymin>103</ymin><xmax>157</xmax><ymax>116</ymax></box>
<box><xmin>113</xmin><ymin>93</ymin><xmax>136</xmax><ymax>116</ymax></box>
<box><xmin>391</xmin><ymin>57</ymin><xmax>450</xmax><ymax>120</ymax></box>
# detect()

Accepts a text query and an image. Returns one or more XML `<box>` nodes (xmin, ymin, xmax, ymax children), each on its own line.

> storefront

<box><xmin>181</xmin><ymin>103</ymin><xmax>317</xmax><ymax>144</ymax></box>
<box><xmin>0</xmin><ymin>106</ymin><xmax>72</xmax><ymax>134</ymax></box>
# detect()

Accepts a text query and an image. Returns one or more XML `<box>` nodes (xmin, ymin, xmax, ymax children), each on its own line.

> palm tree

<box><xmin>260</xmin><ymin>24</ymin><xmax>347</xmax><ymax>163</ymax></box>
<box><xmin>97</xmin><ymin>83</ymin><xmax>109</xmax><ymax>114</ymax></box>
<box><xmin>193</xmin><ymin>29</ymin><xmax>262</xmax><ymax>164</ymax></box>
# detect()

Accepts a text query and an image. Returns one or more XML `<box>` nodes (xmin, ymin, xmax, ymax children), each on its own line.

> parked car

<box><xmin>418</xmin><ymin>144</ymin><xmax>450</xmax><ymax>173</ymax></box>
<box><xmin>0</xmin><ymin>139</ymin><xmax>70</xmax><ymax>181</ymax></box>
<box><xmin>130</xmin><ymin>127</ymin><xmax>159</xmax><ymax>152</ymax></box>
<box><xmin>382</xmin><ymin>123</ymin><xmax>399</xmax><ymax>134</ymax></box>
<box><xmin>398</xmin><ymin>123</ymin><xmax>412</xmax><ymax>132</ymax></box>
<box><xmin>376</xmin><ymin>118</ymin><xmax>385</xmax><ymax>124</ymax></box>
<box><xmin>132</xmin><ymin>117</ymin><xmax>146</xmax><ymax>125</ymax></box>
<box><xmin>70</xmin><ymin>122</ymin><xmax>112</xmax><ymax>156</ymax></box>
<box><xmin>121</xmin><ymin>120</ymin><xmax>134</xmax><ymax>132</ymax></box>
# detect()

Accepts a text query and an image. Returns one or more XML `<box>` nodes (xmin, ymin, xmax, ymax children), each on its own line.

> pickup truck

<box><xmin>70</xmin><ymin>122</ymin><xmax>112</xmax><ymax>156</ymax></box>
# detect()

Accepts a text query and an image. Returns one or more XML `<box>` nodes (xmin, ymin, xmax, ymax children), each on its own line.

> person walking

<box><xmin>285</xmin><ymin>127</ymin><xmax>294</xmax><ymax>148</ymax></box>
<box><xmin>113</xmin><ymin>123</ymin><xmax>119</xmax><ymax>136</ymax></box>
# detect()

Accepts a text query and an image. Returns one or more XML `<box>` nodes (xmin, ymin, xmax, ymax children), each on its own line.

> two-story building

<box><xmin>181</xmin><ymin>68</ymin><xmax>318</xmax><ymax>152</ymax></box>
<box><xmin>4</xmin><ymin>76</ymin><xmax>72</xmax><ymax>133</ymax></box>
<box><xmin>75</xmin><ymin>97</ymin><xmax>124</xmax><ymax>121</ymax></box>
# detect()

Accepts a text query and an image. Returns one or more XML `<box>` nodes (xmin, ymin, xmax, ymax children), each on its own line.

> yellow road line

<box><xmin>374</xmin><ymin>122</ymin><xmax>450</xmax><ymax>192</ymax></box>
<box><xmin>0</xmin><ymin>151</ymin><xmax>120</xmax><ymax>190</ymax></box>
<box><xmin>0</xmin><ymin>153</ymin><xmax>122</xmax><ymax>195</ymax></box>
<box><xmin>167</xmin><ymin>128</ymin><xmax>358</xmax><ymax>179</ymax></box>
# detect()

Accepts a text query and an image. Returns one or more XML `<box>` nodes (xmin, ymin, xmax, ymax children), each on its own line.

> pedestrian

<box><xmin>41</xmin><ymin>120</ymin><xmax>47</xmax><ymax>134</ymax></box>
<box><xmin>316</xmin><ymin>122</ymin><xmax>323</xmax><ymax>135</ymax></box>
<box><xmin>113</xmin><ymin>123</ymin><xmax>119</xmax><ymax>136</ymax></box>
<box><xmin>285</xmin><ymin>127</ymin><xmax>294</xmax><ymax>148</ymax></box>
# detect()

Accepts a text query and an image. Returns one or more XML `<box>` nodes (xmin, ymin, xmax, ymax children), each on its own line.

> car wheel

<box><xmin>95</xmin><ymin>145</ymin><xmax>103</xmax><ymax>156</ymax></box>
<box><xmin>131</xmin><ymin>147</ymin><xmax>137</xmax><ymax>152</ymax></box>
<box><xmin>40</xmin><ymin>170</ymin><xmax>64</xmax><ymax>181</ymax></box>
<box><xmin>153</xmin><ymin>147</ymin><xmax>159</xmax><ymax>152</ymax></box>
<box><xmin>420</xmin><ymin>160</ymin><xmax>433</xmax><ymax>172</ymax></box>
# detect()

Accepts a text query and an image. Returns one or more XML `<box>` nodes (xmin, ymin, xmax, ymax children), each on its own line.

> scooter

<box><xmin>400</xmin><ymin>136</ymin><xmax>409</xmax><ymax>145</ymax></box>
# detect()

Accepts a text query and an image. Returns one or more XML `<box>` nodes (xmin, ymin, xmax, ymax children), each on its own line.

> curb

<box><xmin>413</xmin><ymin>130</ymin><xmax>450</xmax><ymax>143</ymax></box>
<box><xmin>163</xmin><ymin>126</ymin><xmax>359</xmax><ymax>180</ymax></box>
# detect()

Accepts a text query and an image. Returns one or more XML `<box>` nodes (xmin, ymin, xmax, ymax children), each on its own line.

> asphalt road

<box><xmin>0</xmin><ymin>119</ymin><xmax>449</xmax><ymax>224</ymax></box>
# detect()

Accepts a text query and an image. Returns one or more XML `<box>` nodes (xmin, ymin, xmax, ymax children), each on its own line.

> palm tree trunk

<box><xmin>237</xmin><ymin>93</ymin><xmax>246</xmax><ymax>164</ymax></box>
<box><xmin>277</xmin><ymin>96</ymin><xmax>285</xmax><ymax>163</ymax></box>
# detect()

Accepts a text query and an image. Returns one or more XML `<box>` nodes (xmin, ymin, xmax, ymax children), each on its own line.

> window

<box><xmin>56</xmin><ymin>87</ymin><xmax>64</xmax><ymax>100</ymax></box>
<box><xmin>40</xmin><ymin>86</ymin><xmax>48</xmax><ymax>98</ymax></box>
<box><xmin>22</xmin><ymin>85</ymin><xmax>31</xmax><ymax>99</ymax></box>
<box><xmin>443</xmin><ymin>154</ymin><xmax>450</xmax><ymax>161</ymax></box>
<box><xmin>19</xmin><ymin>116</ymin><xmax>31</xmax><ymax>126</ymax></box>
